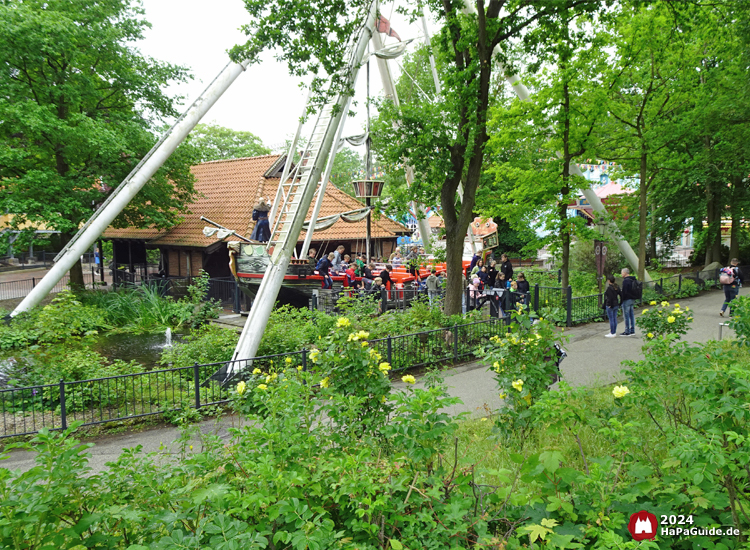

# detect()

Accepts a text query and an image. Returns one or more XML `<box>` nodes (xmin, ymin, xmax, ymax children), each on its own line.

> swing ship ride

<box><xmin>10</xmin><ymin>0</ymin><xmax>649</xmax><ymax>384</ymax></box>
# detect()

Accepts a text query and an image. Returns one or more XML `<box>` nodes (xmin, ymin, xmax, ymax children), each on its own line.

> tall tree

<box><xmin>595</xmin><ymin>2</ymin><xmax>692</xmax><ymax>277</ymax></box>
<box><xmin>0</xmin><ymin>0</ymin><xmax>198</xmax><ymax>287</ymax></box>
<box><xmin>485</xmin><ymin>3</ymin><xmax>608</xmax><ymax>287</ymax></box>
<box><xmin>190</xmin><ymin>122</ymin><xmax>271</xmax><ymax>162</ymax></box>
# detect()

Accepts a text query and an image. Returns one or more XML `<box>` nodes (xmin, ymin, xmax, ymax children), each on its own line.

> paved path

<box><xmin>2</xmin><ymin>287</ymin><xmax>740</xmax><ymax>474</ymax></box>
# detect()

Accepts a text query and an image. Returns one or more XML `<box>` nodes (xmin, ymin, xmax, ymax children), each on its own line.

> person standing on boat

<box><xmin>332</xmin><ymin>245</ymin><xmax>345</xmax><ymax>273</ymax></box>
<box><xmin>250</xmin><ymin>197</ymin><xmax>271</xmax><ymax>242</ymax></box>
<box><xmin>318</xmin><ymin>252</ymin><xmax>334</xmax><ymax>289</ymax></box>
<box><xmin>307</xmin><ymin>248</ymin><xmax>317</xmax><ymax>270</ymax></box>
<box><xmin>380</xmin><ymin>264</ymin><xmax>394</xmax><ymax>296</ymax></box>
<box><xmin>355</xmin><ymin>253</ymin><xmax>366</xmax><ymax>277</ymax></box>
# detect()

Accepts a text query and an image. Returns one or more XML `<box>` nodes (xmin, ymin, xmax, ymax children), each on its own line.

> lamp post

<box><xmin>595</xmin><ymin>220</ymin><xmax>607</xmax><ymax>300</ymax></box>
<box><xmin>351</xmin><ymin>179</ymin><xmax>385</xmax><ymax>264</ymax></box>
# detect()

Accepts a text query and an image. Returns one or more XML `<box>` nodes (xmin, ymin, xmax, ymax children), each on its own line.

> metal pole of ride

<box><xmin>10</xmin><ymin>56</ymin><xmax>257</xmax><ymax>317</ymax></box>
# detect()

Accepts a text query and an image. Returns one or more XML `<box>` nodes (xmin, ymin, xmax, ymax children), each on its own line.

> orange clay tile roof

<box><xmin>104</xmin><ymin>155</ymin><xmax>408</xmax><ymax>247</ymax></box>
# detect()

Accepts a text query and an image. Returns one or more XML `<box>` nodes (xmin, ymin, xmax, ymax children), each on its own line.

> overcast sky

<box><xmin>137</xmin><ymin>0</ymin><xmax>423</xmax><ymax>151</ymax></box>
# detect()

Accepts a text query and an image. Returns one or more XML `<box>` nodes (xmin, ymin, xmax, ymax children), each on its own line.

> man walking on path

<box><xmin>620</xmin><ymin>268</ymin><xmax>638</xmax><ymax>336</ymax></box>
<box><xmin>720</xmin><ymin>258</ymin><xmax>742</xmax><ymax>317</ymax></box>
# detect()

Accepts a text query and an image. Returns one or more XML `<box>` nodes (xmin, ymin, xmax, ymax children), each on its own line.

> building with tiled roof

<box><xmin>104</xmin><ymin>155</ymin><xmax>409</xmax><ymax>278</ymax></box>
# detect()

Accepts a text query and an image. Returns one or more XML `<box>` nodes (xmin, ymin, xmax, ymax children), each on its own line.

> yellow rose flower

<box><xmin>647</xmin><ymin>332</ymin><xmax>654</xmax><ymax>338</ymax></box>
<box><xmin>499</xmin><ymin>392</ymin><xmax>507</xmax><ymax>399</ymax></box>
<box><xmin>493</xmin><ymin>361</ymin><xmax>500</xmax><ymax>372</ymax></box>
<box><xmin>674</xmin><ymin>303</ymin><xmax>680</xmax><ymax>308</ymax></box>
<box><xmin>252</xmin><ymin>368</ymin><xmax>262</xmax><ymax>375</ymax></box>
<box><xmin>361</xmin><ymin>341</ymin><xmax>369</xmax><ymax>347</ymax></box>
<box><xmin>401</xmin><ymin>374</ymin><xmax>416</xmax><ymax>385</ymax></box>
<box><xmin>336</xmin><ymin>317</ymin><xmax>351</xmax><ymax>328</ymax></box>
<box><xmin>285</xmin><ymin>357</ymin><xmax>292</xmax><ymax>365</ymax></box>
<box><xmin>642</xmin><ymin>309</ymin><xmax>649</xmax><ymax>314</ymax></box>
<box><xmin>612</xmin><ymin>385</ymin><xmax>630</xmax><ymax>398</ymax></box>
<box><xmin>650</xmin><ymin>300</ymin><xmax>657</xmax><ymax>306</ymax></box>
<box><xmin>685</xmin><ymin>306</ymin><xmax>690</xmax><ymax>311</ymax></box>
<box><xmin>320</xmin><ymin>377</ymin><xmax>330</xmax><ymax>388</ymax></box>
<box><xmin>378</xmin><ymin>362</ymin><xmax>392</xmax><ymax>373</ymax></box>
<box><xmin>667</xmin><ymin>316</ymin><xmax>675</xmax><ymax>323</ymax></box>
<box><xmin>523</xmin><ymin>394</ymin><xmax>532</xmax><ymax>404</ymax></box>
<box><xmin>236</xmin><ymin>381</ymin><xmax>246</xmax><ymax>395</ymax></box>
<box><xmin>512</xmin><ymin>379</ymin><xmax>524</xmax><ymax>392</ymax></box>
<box><xmin>257</xmin><ymin>384</ymin><xmax>267</xmax><ymax>390</ymax></box>
<box><xmin>309</xmin><ymin>350</ymin><xmax>319</xmax><ymax>363</ymax></box>
<box><xmin>661</xmin><ymin>301</ymin><xmax>669</xmax><ymax>307</ymax></box>
<box><xmin>297</xmin><ymin>365</ymin><xmax>303</xmax><ymax>371</ymax></box>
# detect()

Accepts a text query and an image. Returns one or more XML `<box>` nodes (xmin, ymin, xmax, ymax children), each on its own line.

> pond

<box><xmin>93</xmin><ymin>329</ymin><xmax>183</xmax><ymax>369</ymax></box>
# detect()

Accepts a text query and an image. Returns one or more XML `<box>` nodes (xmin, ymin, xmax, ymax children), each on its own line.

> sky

<box><xmin>136</xmin><ymin>0</ymin><xmax>423</xmax><ymax>152</ymax></box>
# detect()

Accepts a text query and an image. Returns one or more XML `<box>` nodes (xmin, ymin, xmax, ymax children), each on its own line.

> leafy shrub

<box><xmin>728</xmin><ymin>295</ymin><xmax>750</xmax><ymax>345</ymax></box>
<box><xmin>480</xmin><ymin>310</ymin><xmax>566</xmax><ymax>427</ymax></box>
<box><xmin>636</xmin><ymin>300</ymin><xmax>693</xmax><ymax>339</ymax></box>
<box><xmin>160</xmin><ymin>323</ymin><xmax>239</xmax><ymax>368</ymax></box>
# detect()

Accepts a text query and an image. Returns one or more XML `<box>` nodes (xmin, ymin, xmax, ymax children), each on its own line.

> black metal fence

<box><xmin>0</xmin><ymin>319</ymin><xmax>501</xmax><ymax>439</ymax></box>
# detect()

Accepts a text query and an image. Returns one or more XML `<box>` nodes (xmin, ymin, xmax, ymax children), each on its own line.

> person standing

<box><xmin>500</xmin><ymin>254</ymin><xmax>514</xmax><ymax>282</ymax></box>
<box><xmin>318</xmin><ymin>252</ymin><xmax>334</xmax><ymax>289</ymax></box>
<box><xmin>470</xmin><ymin>258</ymin><xmax>484</xmax><ymax>278</ymax></box>
<box><xmin>331</xmin><ymin>245</ymin><xmax>345</xmax><ymax>273</ymax></box>
<box><xmin>516</xmin><ymin>272</ymin><xmax>530</xmax><ymax>305</ymax></box>
<box><xmin>720</xmin><ymin>258</ymin><xmax>743</xmax><ymax>317</ymax></box>
<box><xmin>355</xmin><ymin>253</ymin><xmax>366</xmax><ymax>277</ymax></box>
<box><xmin>94</xmin><ymin>246</ymin><xmax>102</xmax><ymax>274</ymax></box>
<box><xmin>620</xmin><ymin>268</ymin><xmax>638</xmax><ymax>336</ymax></box>
<box><xmin>250</xmin><ymin>197</ymin><xmax>271</xmax><ymax>242</ymax></box>
<box><xmin>307</xmin><ymin>248</ymin><xmax>318</xmax><ymax>270</ymax></box>
<box><xmin>604</xmin><ymin>275</ymin><xmax>622</xmax><ymax>338</ymax></box>
<box><xmin>487</xmin><ymin>259</ymin><xmax>498</xmax><ymax>287</ymax></box>
<box><xmin>425</xmin><ymin>268</ymin><xmax>439</xmax><ymax>306</ymax></box>
<box><xmin>380</xmin><ymin>264</ymin><xmax>394</xmax><ymax>296</ymax></box>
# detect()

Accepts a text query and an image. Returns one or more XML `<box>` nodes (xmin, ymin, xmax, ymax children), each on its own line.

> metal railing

<box><xmin>0</xmin><ymin>320</ymin><xmax>500</xmax><ymax>439</ymax></box>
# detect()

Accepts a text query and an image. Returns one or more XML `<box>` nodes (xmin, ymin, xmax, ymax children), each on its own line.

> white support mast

<box><xmin>371</xmin><ymin>32</ymin><xmax>433</xmax><ymax>254</ymax></box>
<box><xmin>458</xmin><ymin>2</ymin><xmax>650</xmax><ymax>281</ymax></box>
<box><xmin>223</xmin><ymin>0</ymin><xmax>379</xmax><ymax>378</ymax></box>
<box><xmin>10</xmin><ymin>58</ymin><xmax>257</xmax><ymax>317</ymax></box>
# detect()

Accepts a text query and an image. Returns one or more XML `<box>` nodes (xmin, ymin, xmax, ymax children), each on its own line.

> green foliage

<box><xmin>0</xmin><ymin>0</ymin><xmax>199</xmax><ymax>275</ymax></box>
<box><xmin>160</xmin><ymin>324</ymin><xmax>238</xmax><ymax>369</ymax></box>
<box><xmin>728</xmin><ymin>295</ymin><xmax>750</xmax><ymax>346</ymax></box>
<box><xmin>190</xmin><ymin>122</ymin><xmax>270</xmax><ymax>162</ymax></box>
<box><xmin>636</xmin><ymin>300</ymin><xmax>693</xmax><ymax>339</ymax></box>
<box><xmin>0</xmin><ymin>290</ymin><xmax>109</xmax><ymax>350</ymax></box>
<box><xmin>481</xmin><ymin>310</ymin><xmax>566</xmax><ymax>428</ymax></box>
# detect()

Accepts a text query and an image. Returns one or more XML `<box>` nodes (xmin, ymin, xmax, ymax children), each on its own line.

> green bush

<box><xmin>729</xmin><ymin>295</ymin><xmax>750</xmax><ymax>345</ymax></box>
<box><xmin>160</xmin><ymin>323</ymin><xmax>239</xmax><ymax>369</ymax></box>
<box><xmin>636</xmin><ymin>299</ymin><xmax>693</xmax><ymax>339</ymax></box>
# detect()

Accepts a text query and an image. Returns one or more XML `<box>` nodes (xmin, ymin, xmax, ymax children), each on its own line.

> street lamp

<box><xmin>351</xmin><ymin>179</ymin><xmax>385</xmax><ymax>264</ymax></box>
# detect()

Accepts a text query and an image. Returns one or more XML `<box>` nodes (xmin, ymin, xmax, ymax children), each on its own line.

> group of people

<box><xmin>465</xmin><ymin>253</ymin><xmax>530</xmax><ymax>313</ymax></box>
<box><xmin>602</xmin><ymin>258</ymin><xmax>744</xmax><ymax>338</ymax></box>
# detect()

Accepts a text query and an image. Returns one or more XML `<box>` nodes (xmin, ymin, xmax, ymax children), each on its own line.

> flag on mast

<box><xmin>376</xmin><ymin>15</ymin><xmax>401</xmax><ymax>41</ymax></box>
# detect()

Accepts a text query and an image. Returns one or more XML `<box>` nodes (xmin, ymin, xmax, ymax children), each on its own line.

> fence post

<box><xmin>59</xmin><ymin>379</ymin><xmax>67</xmax><ymax>430</ymax></box>
<box><xmin>193</xmin><ymin>363</ymin><xmax>201</xmax><ymax>409</ymax></box>
<box><xmin>381</xmin><ymin>287</ymin><xmax>388</xmax><ymax>315</ymax></box>
<box><xmin>678</xmin><ymin>273</ymin><xmax>682</xmax><ymax>293</ymax></box>
<box><xmin>453</xmin><ymin>324</ymin><xmax>459</xmax><ymax>361</ymax></box>
<box><xmin>660</xmin><ymin>277</ymin><xmax>663</xmax><ymax>294</ymax></box>
<box><xmin>32</xmin><ymin>277</ymin><xmax>35</xmax><ymax>288</ymax></box>
<box><xmin>302</xmin><ymin>348</ymin><xmax>308</xmax><ymax>372</ymax></box>
<box><xmin>311</xmin><ymin>291</ymin><xmax>318</xmax><ymax>312</ymax></box>
<box><xmin>533</xmin><ymin>284</ymin><xmax>539</xmax><ymax>313</ymax></box>
<box><xmin>387</xmin><ymin>336</ymin><xmax>393</xmax><ymax>365</ymax></box>
<box><xmin>566</xmin><ymin>286</ymin><xmax>573</xmax><ymax>327</ymax></box>
<box><xmin>558</xmin><ymin>269</ymin><xmax>562</xmax><ymax>284</ymax></box>
<box><xmin>233</xmin><ymin>279</ymin><xmax>241</xmax><ymax>313</ymax></box>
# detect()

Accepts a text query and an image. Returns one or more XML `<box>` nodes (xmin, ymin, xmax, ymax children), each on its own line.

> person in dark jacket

<box><xmin>720</xmin><ymin>258</ymin><xmax>743</xmax><ymax>317</ymax></box>
<box><xmin>620</xmin><ymin>268</ymin><xmax>638</xmax><ymax>336</ymax></box>
<box><xmin>250</xmin><ymin>197</ymin><xmax>271</xmax><ymax>242</ymax></box>
<box><xmin>318</xmin><ymin>252</ymin><xmax>334</xmax><ymax>289</ymax></box>
<box><xmin>487</xmin><ymin>259</ymin><xmax>498</xmax><ymax>287</ymax></box>
<box><xmin>307</xmin><ymin>248</ymin><xmax>318</xmax><ymax>270</ymax></box>
<box><xmin>477</xmin><ymin>265</ymin><xmax>490</xmax><ymax>286</ymax></box>
<box><xmin>380</xmin><ymin>264</ymin><xmax>394</xmax><ymax>294</ymax></box>
<box><xmin>516</xmin><ymin>272</ymin><xmax>530</xmax><ymax>305</ymax></box>
<box><xmin>604</xmin><ymin>275</ymin><xmax>622</xmax><ymax>338</ymax></box>
<box><xmin>499</xmin><ymin>254</ymin><xmax>513</xmax><ymax>281</ymax></box>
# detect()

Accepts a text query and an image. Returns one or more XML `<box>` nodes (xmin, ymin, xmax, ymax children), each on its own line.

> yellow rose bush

<box><xmin>481</xmin><ymin>311</ymin><xmax>566</xmax><ymax>422</ymax></box>
<box><xmin>636</xmin><ymin>301</ymin><xmax>692</xmax><ymax>339</ymax></box>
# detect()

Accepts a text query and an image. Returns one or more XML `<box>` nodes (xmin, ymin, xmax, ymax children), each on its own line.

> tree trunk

<box><xmin>648</xmin><ymin>193</ymin><xmax>657</xmax><ymax>264</ymax></box>
<box><xmin>442</xmin><ymin>226</ymin><xmax>465</xmax><ymax>316</ymax></box>
<box><xmin>637</xmin><ymin>150</ymin><xmax>648</xmax><ymax>280</ymax></box>
<box><xmin>710</xmin><ymin>189</ymin><xmax>723</xmax><ymax>264</ymax></box>
<box><xmin>61</xmin><ymin>232</ymin><xmax>86</xmax><ymax>291</ymax></box>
